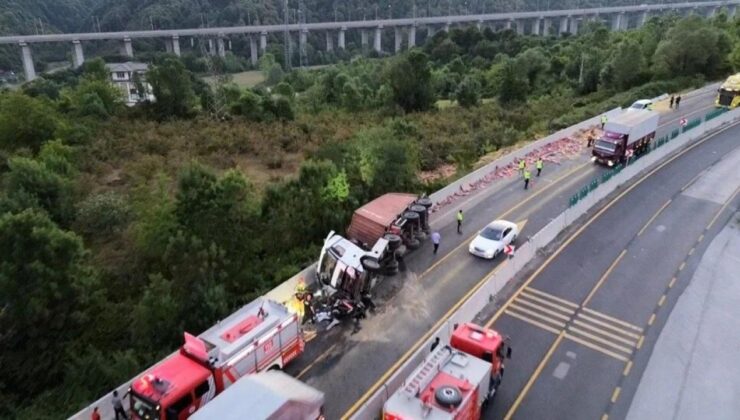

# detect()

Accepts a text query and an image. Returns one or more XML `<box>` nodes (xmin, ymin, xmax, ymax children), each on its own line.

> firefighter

<box><xmin>523</xmin><ymin>169</ymin><xmax>531</xmax><ymax>190</ymax></box>
<box><xmin>294</xmin><ymin>279</ymin><xmax>307</xmax><ymax>321</ymax></box>
<box><xmin>536</xmin><ymin>157</ymin><xmax>544</xmax><ymax>177</ymax></box>
<box><xmin>601</xmin><ymin>114</ymin><xmax>608</xmax><ymax>129</ymax></box>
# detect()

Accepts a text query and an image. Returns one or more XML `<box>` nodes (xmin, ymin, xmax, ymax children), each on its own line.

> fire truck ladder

<box><xmin>402</xmin><ymin>345</ymin><xmax>452</xmax><ymax>398</ymax></box>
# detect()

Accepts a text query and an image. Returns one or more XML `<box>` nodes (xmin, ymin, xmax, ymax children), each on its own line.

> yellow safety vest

<box><xmin>524</xmin><ymin>170</ymin><xmax>531</xmax><ymax>180</ymax></box>
<box><xmin>518</xmin><ymin>160</ymin><xmax>525</xmax><ymax>169</ymax></box>
<box><xmin>457</xmin><ymin>212</ymin><xmax>463</xmax><ymax>221</ymax></box>
<box><xmin>536</xmin><ymin>160</ymin><xmax>543</xmax><ymax>169</ymax></box>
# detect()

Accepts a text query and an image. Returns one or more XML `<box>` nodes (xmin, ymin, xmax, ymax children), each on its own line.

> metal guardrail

<box><xmin>347</xmin><ymin>106</ymin><xmax>740</xmax><ymax>419</ymax></box>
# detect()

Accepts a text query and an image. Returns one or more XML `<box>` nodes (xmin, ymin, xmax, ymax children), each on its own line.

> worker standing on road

<box><xmin>587</xmin><ymin>135</ymin><xmax>594</xmax><ymax>147</ymax></box>
<box><xmin>536</xmin><ymin>157</ymin><xmax>543</xmax><ymax>177</ymax></box>
<box><xmin>518</xmin><ymin>158</ymin><xmax>526</xmax><ymax>174</ymax></box>
<box><xmin>294</xmin><ymin>279</ymin><xmax>307</xmax><ymax>322</ymax></box>
<box><xmin>676</xmin><ymin>95</ymin><xmax>682</xmax><ymax>109</ymax></box>
<box><xmin>111</xmin><ymin>390</ymin><xmax>129</xmax><ymax>420</ymax></box>
<box><xmin>601</xmin><ymin>114</ymin><xmax>608</xmax><ymax>129</ymax></box>
<box><xmin>523</xmin><ymin>169</ymin><xmax>532</xmax><ymax>190</ymax></box>
<box><xmin>91</xmin><ymin>407</ymin><xmax>101</xmax><ymax>420</ymax></box>
<box><xmin>669</xmin><ymin>95</ymin><xmax>675</xmax><ymax>108</ymax></box>
<box><xmin>431</xmin><ymin>231</ymin><xmax>441</xmax><ymax>254</ymax></box>
<box><xmin>456</xmin><ymin>210</ymin><xmax>464</xmax><ymax>234</ymax></box>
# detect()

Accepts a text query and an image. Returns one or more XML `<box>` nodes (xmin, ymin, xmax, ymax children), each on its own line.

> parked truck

<box><xmin>592</xmin><ymin>109</ymin><xmax>659</xmax><ymax>167</ymax></box>
<box><xmin>383</xmin><ymin>323</ymin><xmax>512</xmax><ymax>420</ymax></box>
<box><xmin>716</xmin><ymin>73</ymin><xmax>740</xmax><ymax>109</ymax></box>
<box><xmin>189</xmin><ymin>370</ymin><xmax>324</xmax><ymax>420</ymax></box>
<box><xmin>316</xmin><ymin>193</ymin><xmax>432</xmax><ymax>300</ymax></box>
<box><xmin>129</xmin><ymin>298</ymin><xmax>304</xmax><ymax>420</ymax></box>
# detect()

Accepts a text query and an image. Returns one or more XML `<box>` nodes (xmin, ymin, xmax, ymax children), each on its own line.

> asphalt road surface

<box><xmin>479</xmin><ymin>106</ymin><xmax>740</xmax><ymax>419</ymax></box>
<box><xmin>282</xmin><ymin>85</ymin><xmax>721</xmax><ymax>419</ymax></box>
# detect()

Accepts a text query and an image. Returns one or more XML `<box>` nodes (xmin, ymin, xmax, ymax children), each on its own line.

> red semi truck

<box><xmin>592</xmin><ymin>109</ymin><xmax>660</xmax><ymax>167</ymax></box>
<box><xmin>383</xmin><ymin>323</ymin><xmax>512</xmax><ymax>420</ymax></box>
<box><xmin>129</xmin><ymin>298</ymin><xmax>303</xmax><ymax>420</ymax></box>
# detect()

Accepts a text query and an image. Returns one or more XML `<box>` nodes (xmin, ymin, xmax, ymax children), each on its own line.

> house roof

<box><xmin>105</xmin><ymin>62</ymin><xmax>149</xmax><ymax>73</ymax></box>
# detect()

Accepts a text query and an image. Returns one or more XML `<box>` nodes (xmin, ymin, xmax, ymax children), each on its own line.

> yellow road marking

<box><xmin>583</xmin><ymin>250</ymin><xmax>628</xmax><ymax>306</ymax></box>
<box><xmin>525</xmin><ymin>287</ymin><xmax>579</xmax><ymax>308</ymax></box>
<box><xmin>648</xmin><ymin>314</ymin><xmax>656</xmax><ymax>326</ymax></box>
<box><xmin>637</xmin><ymin>199</ymin><xmax>672</xmax><ymax>236</ymax></box>
<box><xmin>505</xmin><ymin>310</ymin><xmax>562</xmax><ymax>335</ymax></box>
<box><xmin>669</xmin><ymin>277</ymin><xmax>677</xmax><ymax>288</ymax></box>
<box><xmin>520</xmin><ymin>291</ymin><xmax>577</xmax><ymax>315</ymax></box>
<box><xmin>297</xmin><ymin>343</ymin><xmax>338</xmax><ymax>379</ymax></box>
<box><xmin>421</xmin><ymin>164</ymin><xmax>588</xmax><ymax>278</ymax></box>
<box><xmin>678</xmin><ymin>262</ymin><xmax>686</xmax><ymax>271</ymax></box>
<box><xmin>513</xmin><ymin>298</ymin><xmax>573</xmax><ymax>322</ymax></box>
<box><xmin>567</xmin><ymin>326</ymin><xmax>634</xmax><ymax>355</ymax></box>
<box><xmin>681</xmin><ymin>171</ymin><xmax>704</xmax><ymax>191</ymax></box>
<box><xmin>658</xmin><ymin>295</ymin><xmax>667</xmax><ymax>307</ymax></box>
<box><xmin>611</xmin><ymin>387</ymin><xmax>622</xmax><ymax>403</ymax></box>
<box><xmin>507</xmin><ymin>304</ymin><xmax>568</xmax><ymax>328</ymax></box>
<box><xmin>504</xmin><ymin>332</ymin><xmax>565</xmax><ymax>420</ymax></box>
<box><xmin>564</xmin><ymin>333</ymin><xmax>630</xmax><ymax>362</ymax></box>
<box><xmin>623</xmin><ymin>360</ymin><xmax>633</xmax><ymax>376</ymax></box>
<box><xmin>706</xmin><ymin>186</ymin><xmax>740</xmax><ymax>230</ymax></box>
<box><xmin>637</xmin><ymin>335</ymin><xmax>645</xmax><ymax>349</ymax></box>
<box><xmin>581</xmin><ymin>308</ymin><xmax>643</xmax><ymax>332</ymax></box>
<box><xmin>571</xmin><ymin>320</ymin><xmax>638</xmax><ymax>346</ymax></box>
<box><xmin>577</xmin><ymin>313</ymin><xmax>642</xmax><ymax>338</ymax></box>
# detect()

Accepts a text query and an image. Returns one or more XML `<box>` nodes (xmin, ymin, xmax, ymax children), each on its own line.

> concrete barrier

<box><xmin>348</xmin><ymin>107</ymin><xmax>740</xmax><ymax>420</ymax></box>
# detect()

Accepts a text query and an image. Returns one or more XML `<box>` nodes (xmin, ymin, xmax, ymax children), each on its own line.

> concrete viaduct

<box><xmin>2</xmin><ymin>0</ymin><xmax>737</xmax><ymax>82</ymax></box>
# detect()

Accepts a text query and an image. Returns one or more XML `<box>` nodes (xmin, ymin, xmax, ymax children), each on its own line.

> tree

<box><xmin>387</xmin><ymin>50</ymin><xmax>435</xmax><ymax>113</ymax></box>
<box><xmin>60</xmin><ymin>78</ymin><xmax>124</xmax><ymax>119</ymax></box>
<box><xmin>602</xmin><ymin>38</ymin><xmax>644</xmax><ymax>90</ymax></box>
<box><xmin>232</xmin><ymin>89</ymin><xmax>263</xmax><ymax>120</ymax></box>
<box><xmin>148</xmin><ymin>57</ymin><xmax>197</xmax><ymax>118</ymax></box>
<box><xmin>0</xmin><ymin>92</ymin><xmax>59</xmax><ymax>150</ymax></box>
<box><xmin>652</xmin><ymin>17</ymin><xmax>725</xmax><ymax>78</ymax></box>
<box><xmin>0</xmin><ymin>209</ymin><xmax>98</xmax><ymax>397</ymax></box>
<box><xmin>456</xmin><ymin>75</ymin><xmax>482</xmax><ymax>108</ymax></box>
<box><xmin>515</xmin><ymin>47</ymin><xmax>550</xmax><ymax>86</ymax></box>
<box><xmin>489</xmin><ymin>57</ymin><xmax>528</xmax><ymax>104</ymax></box>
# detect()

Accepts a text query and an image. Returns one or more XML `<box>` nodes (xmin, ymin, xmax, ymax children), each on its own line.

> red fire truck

<box><xmin>129</xmin><ymin>298</ymin><xmax>304</xmax><ymax>420</ymax></box>
<box><xmin>383</xmin><ymin>323</ymin><xmax>511</xmax><ymax>420</ymax></box>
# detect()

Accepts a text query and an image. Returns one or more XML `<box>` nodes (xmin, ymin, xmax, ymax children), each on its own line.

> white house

<box><xmin>105</xmin><ymin>62</ymin><xmax>155</xmax><ymax>106</ymax></box>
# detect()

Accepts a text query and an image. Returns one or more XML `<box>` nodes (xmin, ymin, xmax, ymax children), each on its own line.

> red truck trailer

<box><xmin>383</xmin><ymin>323</ymin><xmax>511</xmax><ymax>420</ymax></box>
<box><xmin>129</xmin><ymin>298</ymin><xmax>303</xmax><ymax>420</ymax></box>
<box><xmin>592</xmin><ymin>109</ymin><xmax>659</xmax><ymax>167</ymax></box>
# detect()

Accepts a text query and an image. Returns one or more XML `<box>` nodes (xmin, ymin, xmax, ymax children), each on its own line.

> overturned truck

<box><xmin>316</xmin><ymin>193</ymin><xmax>432</xmax><ymax>300</ymax></box>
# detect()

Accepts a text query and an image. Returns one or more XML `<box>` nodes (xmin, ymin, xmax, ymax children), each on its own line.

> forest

<box><xmin>1</xmin><ymin>8</ymin><xmax>740</xmax><ymax>419</ymax></box>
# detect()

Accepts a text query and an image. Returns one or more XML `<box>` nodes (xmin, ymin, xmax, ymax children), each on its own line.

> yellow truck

<box><xmin>716</xmin><ymin>73</ymin><xmax>740</xmax><ymax>108</ymax></box>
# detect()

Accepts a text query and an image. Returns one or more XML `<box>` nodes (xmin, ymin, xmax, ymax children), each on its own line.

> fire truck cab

<box><xmin>383</xmin><ymin>323</ymin><xmax>511</xmax><ymax>420</ymax></box>
<box><xmin>129</xmin><ymin>298</ymin><xmax>304</xmax><ymax>420</ymax></box>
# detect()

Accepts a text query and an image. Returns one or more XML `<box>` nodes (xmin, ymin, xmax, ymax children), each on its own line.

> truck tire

<box><xmin>361</xmin><ymin>257</ymin><xmax>381</xmax><ymax>273</ymax></box>
<box><xmin>384</xmin><ymin>234</ymin><xmax>403</xmax><ymax>250</ymax></box>
<box><xmin>383</xmin><ymin>260</ymin><xmax>400</xmax><ymax>276</ymax></box>
<box><xmin>435</xmin><ymin>386</ymin><xmax>463</xmax><ymax>408</ymax></box>
<box><xmin>416</xmin><ymin>197</ymin><xmax>433</xmax><ymax>209</ymax></box>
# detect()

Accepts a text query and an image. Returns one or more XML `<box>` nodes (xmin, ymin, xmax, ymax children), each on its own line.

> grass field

<box><xmin>204</xmin><ymin>70</ymin><xmax>265</xmax><ymax>88</ymax></box>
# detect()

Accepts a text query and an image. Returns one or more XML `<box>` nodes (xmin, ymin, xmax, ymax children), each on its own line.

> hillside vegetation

<box><xmin>1</xmin><ymin>11</ymin><xmax>739</xmax><ymax>419</ymax></box>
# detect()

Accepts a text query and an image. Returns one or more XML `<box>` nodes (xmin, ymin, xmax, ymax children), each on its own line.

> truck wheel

<box><xmin>435</xmin><ymin>386</ymin><xmax>463</xmax><ymax>408</ymax></box>
<box><xmin>361</xmin><ymin>257</ymin><xmax>381</xmax><ymax>273</ymax></box>
<box><xmin>403</xmin><ymin>211</ymin><xmax>420</xmax><ymax>221</ymax></box>
<box><xmin>416</xmin><ymin>197</ymin><xmax>433</xmax><ymax>209</ymax></box>
<box><xmin>406</xmin><ymin>238</ymin><xmax>421</xmax><ymax>250</ymax></box>
<box><xmin>383</xmin><ymin>234</ymin><xmax>402</xmax><ymax>250</ymax></box>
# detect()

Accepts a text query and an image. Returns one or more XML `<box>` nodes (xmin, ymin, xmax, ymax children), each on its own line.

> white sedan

<box><xmin>468</xmin><ymin>220</ymin><xmax>519</xmax><ymax>259</ymax></box>
<box><xmin>629</xmin><ymin>99</ymin><xmax>653</xmax><ymax>110</ymax></box>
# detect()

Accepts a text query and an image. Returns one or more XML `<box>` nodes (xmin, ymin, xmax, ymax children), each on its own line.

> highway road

<box><xmin>479</xmin><ymin>107</ymin><xmax>740</xmax><ymax>418</ymax></box>
<box><xmin>282</xmin><ymin>85</ymin><xmax>721</xmax><ymax>419</ymax></box>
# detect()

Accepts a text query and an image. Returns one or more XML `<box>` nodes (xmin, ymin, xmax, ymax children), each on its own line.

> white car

<box><xmin>629</xmin><ymin>99</ymin><xmax>653</xmax><ymax>110</ymax></box>
<box><xmin>468</xmin><ymin>220</ymin><xmax>519</xmax><ymax>259</ymax></box>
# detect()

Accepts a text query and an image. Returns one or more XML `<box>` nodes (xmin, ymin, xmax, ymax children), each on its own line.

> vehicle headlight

<box><xmin>485</xmin><ymin>249</ymin><xmax>495</xmax><ymax>258</ymax></box>
<box><xmin>591</xmin><ymin>156</ymin><xmax>597</xmax><ymax>162</ymax></box>
<box><xmin>608</xmin><ymin>160</ymin><xmax>614</xmax><ymax>167</ymax></box>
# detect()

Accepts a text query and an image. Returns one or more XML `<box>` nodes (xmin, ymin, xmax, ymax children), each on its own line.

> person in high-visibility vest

<box><xmin>536</xmin><ymin>157</ymin><xmax>543</xmax><ymax>177</ymax></box>
<box><xmin>523</xmin><ymin>169</ymin><xmax>531</xmax><ymax>190</ymax></box>
<box><xmin>294</xmin><ymin>278</ymin><xmax>308</xmax><ymax>322</ymax></box>
<box><xmin>456</xmin><ymin>210</ymin><xmax>464</xmax><ymax>234</ymax></box>
<box><xmin>518</xmin><ymin>159</ymin><xmax>526</xmax><ymax>173</ymax></box>
<box><xmin>601</xmin><ymin>115</ymin><xmax>608</xmax><ymax>129</ymax></box>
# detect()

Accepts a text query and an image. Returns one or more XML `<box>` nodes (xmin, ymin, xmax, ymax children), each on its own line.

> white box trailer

<box><xmin>605</xmin><ymin>109</ymin><xmax>660</xmax><ymax>146</ymax></box>
<box><xmin>189</xmin><ymin>371</ymin><xmax>324</xmax><ymax>420</ymax></box>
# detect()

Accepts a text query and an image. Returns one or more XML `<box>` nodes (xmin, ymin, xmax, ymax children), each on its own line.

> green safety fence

<box><xmin>568</xmin><ymin>108</ymin><xmax>723</xmax><ymax>208</ymax></box>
